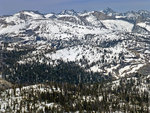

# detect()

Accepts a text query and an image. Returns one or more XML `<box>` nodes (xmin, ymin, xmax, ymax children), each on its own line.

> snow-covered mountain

<box><xmin>0</xmin><ymin>9</ymin><xmax>150</xmax><ymax>81</ymax></box>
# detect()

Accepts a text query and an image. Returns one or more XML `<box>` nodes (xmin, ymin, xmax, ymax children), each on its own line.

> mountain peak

<box><xmin>103</xmin><ymin>8</ymin><xmax>116</xmax><ymax>16</ymax></box>
<box><xmin>138</xmin><ymin>10</ymin><xmax>150</xmax><ymax>15</ymax></box>
<box><xmin>14</xmin><ymin>10</ymin><xmax>44</xmax><ymax>20</ymax></box>
<box><xmin>59</xmin><ymin>9</ymin><xmax>78</xmax><ymax>15</ymax></box>
<box><xmin>18</xmin><ymin>10</ymin><xmax>42</xmax><ymax>15</ymax></box>
<box><xmin>103</xmin><ymin>8</ymin><xmax>115</xmax><ymax>13</ymax></box>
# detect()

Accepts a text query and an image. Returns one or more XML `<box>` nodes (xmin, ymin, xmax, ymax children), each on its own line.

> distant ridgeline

<box><xmin>0</xmin><ymin>8</ymin><xmax>150</xmax><ymax>85</ymax></box>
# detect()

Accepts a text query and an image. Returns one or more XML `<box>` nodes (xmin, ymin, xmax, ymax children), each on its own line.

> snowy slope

<box><xmin>102</xmin><ymin>20</ymin><xmax>134</xmax><ymax>32</ymax></box>
<box><xmin>0</xmin><ymin>10</ymin><xmax>150</xmax><ymax>78</ymax></box>
<box><xmin>137</xmin><ymin>22</ymin><xmax>150</xmax><ymax>31</ymax></box>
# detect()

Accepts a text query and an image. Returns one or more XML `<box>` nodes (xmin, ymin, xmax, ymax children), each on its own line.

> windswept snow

<box><xmin>102</xmin><ymin>20</ymin><xmax>134</xmax><ymax>32</ymax></box>
<box><xmin>137</xmin><ymin>22</ymin><xmax>150</xmax><ymax>31</ymax></box>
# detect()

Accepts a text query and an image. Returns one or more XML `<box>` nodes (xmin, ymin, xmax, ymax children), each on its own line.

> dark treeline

<box><xmin>1</xmin><ymin>46</ymin><xmax>111</xmax><ymax>85</ymax></box>
<box><xmin>3</xmin><ymin>60</ymin><xmax>109</xmax><ymax>85</ymax></box>
<box><xmin>0</xmin><ymin>79</ymin><xmax>149</xmax><ymax>113</ymax></box>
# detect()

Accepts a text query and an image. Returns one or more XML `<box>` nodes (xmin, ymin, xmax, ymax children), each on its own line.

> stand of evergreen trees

<box><xmin>0</xmin><ymin>80</ymin><xmax>149</xmax><ymax>113</ymax></box>
<box><xmin>1</xmin><ymin>46</ymin><xmax>110</xmax><ymax>85</ymax></box>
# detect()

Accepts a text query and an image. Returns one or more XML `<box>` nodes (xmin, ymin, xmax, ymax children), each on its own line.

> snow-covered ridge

<box><xmin>102</xmin><ymin>20</ymin><xmax>134</xmax><ymax>32</ymax></box>
<box><xmin>137</xmin><ymin>22</ymin><xmax>150</xmax><ymax>32</ymax></box>
<box><xmin>0</xmin><ymin>9</ymin><xmax>150</xmax><ymax>78</ymax></box>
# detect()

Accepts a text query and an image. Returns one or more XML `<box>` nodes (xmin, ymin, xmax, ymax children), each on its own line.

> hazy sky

<box><xmin>0</xmin><ymin>0</ymin><xmax>150</xmax><ymax>16</ymax></box>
